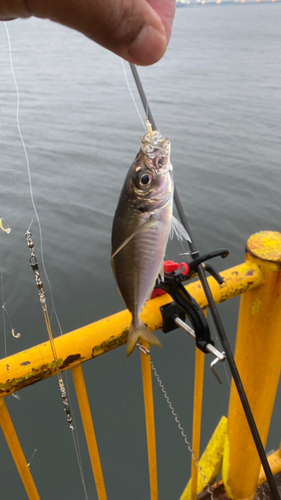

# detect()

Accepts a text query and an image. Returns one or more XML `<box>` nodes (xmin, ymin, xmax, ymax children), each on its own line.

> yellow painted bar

<box><xmin>190</xmin><ymin>312</ymin><xmax>206</xmax><ymax>500</ymax></box>
<box><xmin>258</xmin><ymin>449</ymin><xmax>281</xmax><ymax>485</ymax></box>
<box><xmin>0</xmin><ymin>398</ymin><xmax>40</xmax><ymax>500</ymax></box>
<box><xmin>222</xmin><ymin>231</ymin><xmax>281</xmax><ymax>500</ymax></box>
<box><xmin>191</xmin><ymin>348</ymin><xmax>205</xmax><ymax>500</ymax></box>
<box><xmin>0</xmin><ymin>261</ymin><xmax>263</xmax><ymax>397</ymax></box>
<box><xmin>140</xmin><ymin>340</ymin><xmax>158</xmax><ymax>500</ymax></box>
<box><xmin>279</xmin><ymin>442</ymin><xmax>281</xmax><ymax>458</ymax></box>
<box><xmin>181</xmin><ymin>416</ymin><xmax>228</xmax><ymax>500</ymax></box>
<box><xmin>71</xmin><ymin>364</ymin><xmax>107</xmax><ymax>500</ymax></box>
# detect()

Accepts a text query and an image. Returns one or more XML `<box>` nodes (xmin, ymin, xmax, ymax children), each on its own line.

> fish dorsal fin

<box><xmin>111</xmin><ymin>215</ymin><xmax>154</xmax><ymax>260</ymax></box>
<box><xmin>170</xmin><ymin>215</ymin><xmax>191</xmax><ymax>242</ymax></box>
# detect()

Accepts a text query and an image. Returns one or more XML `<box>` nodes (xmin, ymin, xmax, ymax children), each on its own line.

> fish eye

<box><xmin>140</xmin><ymin>173</ymin><xmax>151</xmax><ymax>185</ymax></box>
<box><xmin>135</xmin><ymin>169</ymin><xmax>153</xmax><ymax>190</ymax></box>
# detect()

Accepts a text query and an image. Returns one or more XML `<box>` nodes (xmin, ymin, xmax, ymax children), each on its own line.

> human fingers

<box><xmin>24</xmin><ymin>0</ymin><xmax>176</xmax><ymax>65</ymax></box>
<box><xmin>146</xmin><ymin>0</ymin><xmax>176</xmax><ymax>45</ymax></box>
<box><xmin>0</xmin><ymin>0</ymin><xmax>30</xmax><ymax>20</ymax></box>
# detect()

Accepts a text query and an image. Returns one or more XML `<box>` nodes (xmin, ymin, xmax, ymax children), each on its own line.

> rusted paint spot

<box><xmin>251</xmin><ymin>298</ymin><xmax>261</xmax><ymax>315</ymax></box>
<box><xmin>20</xmin><ymin>361</ymin><xmax>31</xmax><ymax>366</ymax></box>
<box><xmin>0</xmin><ymin>360</ymin><xmax>63</xmax><ymax>396</ymax></box>
<box><xmin>62</xmin><ymin>354</ymin><xmax>81</xmax><ymax>368</ymax></box>
<box><xmin>92</xmin><ymin>330</ymin><xmax>128</xmax><ymax>357</ymax></box>
<box><xmin>6</xmin><ymin>364</ymin><xmax>9</xmax><ymax>372</ymax></box>
<box><xmin>245</xmin><ymin>270</ymin><xmax>254</xmax><ymax>276</ymax></box>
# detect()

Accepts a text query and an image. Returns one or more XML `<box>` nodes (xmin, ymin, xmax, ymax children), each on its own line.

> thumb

<box><xmin>25</xmin><ymin>0</ymin><xmax>176</xmax><ymax>65</ymax></box>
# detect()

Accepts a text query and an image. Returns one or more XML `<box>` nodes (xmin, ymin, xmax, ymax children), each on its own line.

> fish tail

<box><xmin>127</xmin><ymin>320</ymin><xmax>162</xmax><ymax>357</ymax></box>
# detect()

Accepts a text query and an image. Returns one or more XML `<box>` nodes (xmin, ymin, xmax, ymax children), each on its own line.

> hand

<box><xmin>0</xmin><ymin>0</ymin><xmax>176</xmax><ymax>65</ymax></box>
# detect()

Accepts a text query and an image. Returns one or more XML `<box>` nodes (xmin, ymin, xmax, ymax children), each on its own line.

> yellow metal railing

<box><xmin>0</xmin><ymin>231</ymin><xmax>281</xmax><ymax>500</ymax></box>
<box><xmin>0</xmin><ymin>259</ymin><xmax>263</xmax><ymax>396</ymax></box>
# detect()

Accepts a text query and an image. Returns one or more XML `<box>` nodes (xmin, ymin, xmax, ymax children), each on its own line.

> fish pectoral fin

<box><xmin>170</xmin><ymin>215</ymin><xmax>191</xmax><ymax>242</ymax></box>
<box><xmin>127</xmin><ymin>320</ymin><xmax>162</xmax><ymax>356</ymax></box>
<box><xmin>111</xmin><ymin>215</ymin><xmax>154</xmax><ymax>259</ymax></box>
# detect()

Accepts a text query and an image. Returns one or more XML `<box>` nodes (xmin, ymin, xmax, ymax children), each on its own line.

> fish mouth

<box><xmin>140</xmin><ymin>129</ymin><xmax>171</xmax><ymax>172</ymax></box>
<box><xmin>141</xmin><ymin>130</ymin><xmax>170</xmax><ymax>157</ymax></box>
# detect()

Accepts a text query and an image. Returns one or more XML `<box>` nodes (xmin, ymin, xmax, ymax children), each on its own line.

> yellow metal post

<box><xmin>0</xmin><ymin>397</ymin><xmax>40</xmax><ymax>500</ymax></box>
<box><xmin>140</xmin><ymin>340</ymin><xmax>158</xmax><ymax>500</ymax></box>
<box><xmin>222</xmin><ymin>231</ymin><xmax>281</xmax><ymax>500</ymax></box>
<box><xmin>71</xmin><ymin>364</ymin><xmax>107</xmax><ymax>500</ymax></box>
<box><xmin>190</xmin><ymin>311</ymin><xmax>206</xmax><ymax>500</ymax></box>
<box><xmin>181</xmin><ymin>416</ymin><xmax>228</xmax><ymax>500</ymax></box>
<box><xmin>191</xmin><ymin>347</ymin><xmax>205</xmax><ymax>500</ymax></box>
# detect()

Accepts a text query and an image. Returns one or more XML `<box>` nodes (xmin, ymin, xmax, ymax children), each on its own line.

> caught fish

<box><xmin>111</xmin><ymin>120</ymin><xmax>190</xmax><ymax>356</ymax></box>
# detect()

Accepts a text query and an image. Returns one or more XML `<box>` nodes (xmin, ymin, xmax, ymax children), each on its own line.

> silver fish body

<box><xmin>111</xmin><ymin>128</ymin><xmax>173</xmax><ymax>355</ymax></box>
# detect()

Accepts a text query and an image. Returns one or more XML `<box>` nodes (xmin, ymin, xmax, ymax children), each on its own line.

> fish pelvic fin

<box><xmin>127</xmin><ymin>320</ymin><xmax>162</xmax><ymax>357</ymax></box>
<box><xmin>170</xmin><ymin>215</ymin><xmax>191</xmax><ymax>242</ymax></box>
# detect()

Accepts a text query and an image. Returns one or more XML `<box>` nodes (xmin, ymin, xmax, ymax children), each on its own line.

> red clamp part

<box><xmin>179</xmin><ymin>262</ymin><xmax>189</xmax><ymax>275</ymax></box>
<box><xmin>164</xmin><ymin>260</ymin><xmax>179</xmax><ymax>273</ymax></box>
<box><xmin>150</xmin><ymin>288</ymin><xmax>167</xmax><ymax>299</ymax></box>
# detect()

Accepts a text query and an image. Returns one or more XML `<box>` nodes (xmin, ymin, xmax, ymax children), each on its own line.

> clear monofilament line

<box><xmin>42</xmin><ymin>305</ymin><xmax>75</xmax><ymax>431</ymax></box>
<box><xmin>3</xmin><ymin>22</ymin><xmax>89</xmax><ymax>498</ymax></box>
<box><xmin>3</xmin><ymin>22</ymin><xmax>63</xmax><ymax>343</ymax></box>
<box><xmin>1</xmin><ymin>275</ymin><xmax>21</xmax><ymax>400</ymax></box>
<box><xmin>25</xmin><ymin>229</ymin><xmax>74</xmax><ymax>431</ymax></box>
<box><xmin>1</xmin><ymin>276</ymin><xmax>7</xmax><ymax>358</ymax></box>
<box><xmin>1</xmin><ymin>300</ymin><xmax>21</xmax><ymax>339</ymax></box>
<box><xmin>121</xmin><ymin>58</ymin><xmax>146</xmax><ymax>132</ymax></box>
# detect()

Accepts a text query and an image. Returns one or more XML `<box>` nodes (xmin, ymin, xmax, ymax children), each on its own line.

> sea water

<box><xmin>0</xmin><ymin>4</ymin><xmax>280</xmax><ymax>499</ymax></box>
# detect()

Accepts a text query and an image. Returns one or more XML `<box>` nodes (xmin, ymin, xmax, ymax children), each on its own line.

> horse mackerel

<box><xmin>111</xmin><ymin>121</ymin><xmax>173</xmax><ymax>356</ymax></box>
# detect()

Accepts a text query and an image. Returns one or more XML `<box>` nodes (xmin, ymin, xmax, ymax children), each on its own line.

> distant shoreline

<box><xmin>176</xmin><ymin>0</ymin><xmax>280</xmax><ymax>5</ymax></box>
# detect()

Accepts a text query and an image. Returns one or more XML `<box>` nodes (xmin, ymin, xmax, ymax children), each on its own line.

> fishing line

<box><xmin>1</xmin><ymin>276</ymin><xmax>21</xmax><ymax>347</ymax></box>
<box><xmin>0</xmin><ymin>105</ymin><xmax>23</xmax><ymax>210</ymax></box>
<box><xmin>2</xmin><ymin>303</ymin><xmax>21</xmax><ymax>339</ymax></box>
<box><xmin>27</xmin><ymin>448</ymin><xmax>38</xmax><ymax>469</ymax></box>
<box><xmin>121</xmin><ymin>58</ymin><xmax>146</xmax><ymax>132</ymax></box>
<box><xmin>3</xmin><ymin>22</ymin><xmax>89</xmax><ymax>499</ymax></box>
<box><xmin>3</xmin><ymin>22</ymin><xmax>54</xmax><ymax>321</ymax></box>
<box><xmin>1</xmin><ymin>274</ymin><xmax>21</xmax><ymax>400</ymax></box>
<box><xmin>1</xmin><ymin>275</ymin><xmax>8</xmax><ymax>360</ymax></box>
<box><xmin>1</xmin><ymin>273</ymin><xmax>20</xmax><ymax>341</ymax></box>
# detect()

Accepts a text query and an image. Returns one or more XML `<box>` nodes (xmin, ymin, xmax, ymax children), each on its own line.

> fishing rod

<box><xmin>129</xmin><ymin>62</ymin><xmax>280</xmax><ymax>500</ymax></box>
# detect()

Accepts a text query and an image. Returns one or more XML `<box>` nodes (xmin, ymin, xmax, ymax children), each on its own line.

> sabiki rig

<box><xmin>111</xmin><ymin>119</ymin><xmax>190</xmax><ymax>356</ymax></box>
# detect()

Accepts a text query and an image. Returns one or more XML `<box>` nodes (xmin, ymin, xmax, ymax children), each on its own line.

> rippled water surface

<box><xmin>0</xmin><ymin>4</ymin><xmax>280</xmax><ymax>499</ymax></box>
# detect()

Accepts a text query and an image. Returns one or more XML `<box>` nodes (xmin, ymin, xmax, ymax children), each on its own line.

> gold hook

<box><xmin>0</xmin><ymin>219</ymin><xmax>11</xmax><ymax>234</ymax></box>
<box><xmin>146</xmin><ymin>118</ymin><xmax>153</xmax><ymax>142</ymax></box>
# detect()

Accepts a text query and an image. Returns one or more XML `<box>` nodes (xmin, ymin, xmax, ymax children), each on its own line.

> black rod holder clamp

<box><xmin>154</xmin><ymin>247</ymin><xmax>229</xmax><ymax>355</ymax></box>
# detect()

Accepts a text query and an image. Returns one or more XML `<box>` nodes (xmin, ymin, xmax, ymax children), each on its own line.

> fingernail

<box><xmin>128</xmin><ymin>25</ymin><xmax>167</xmax><ymax>66</ymax></box>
